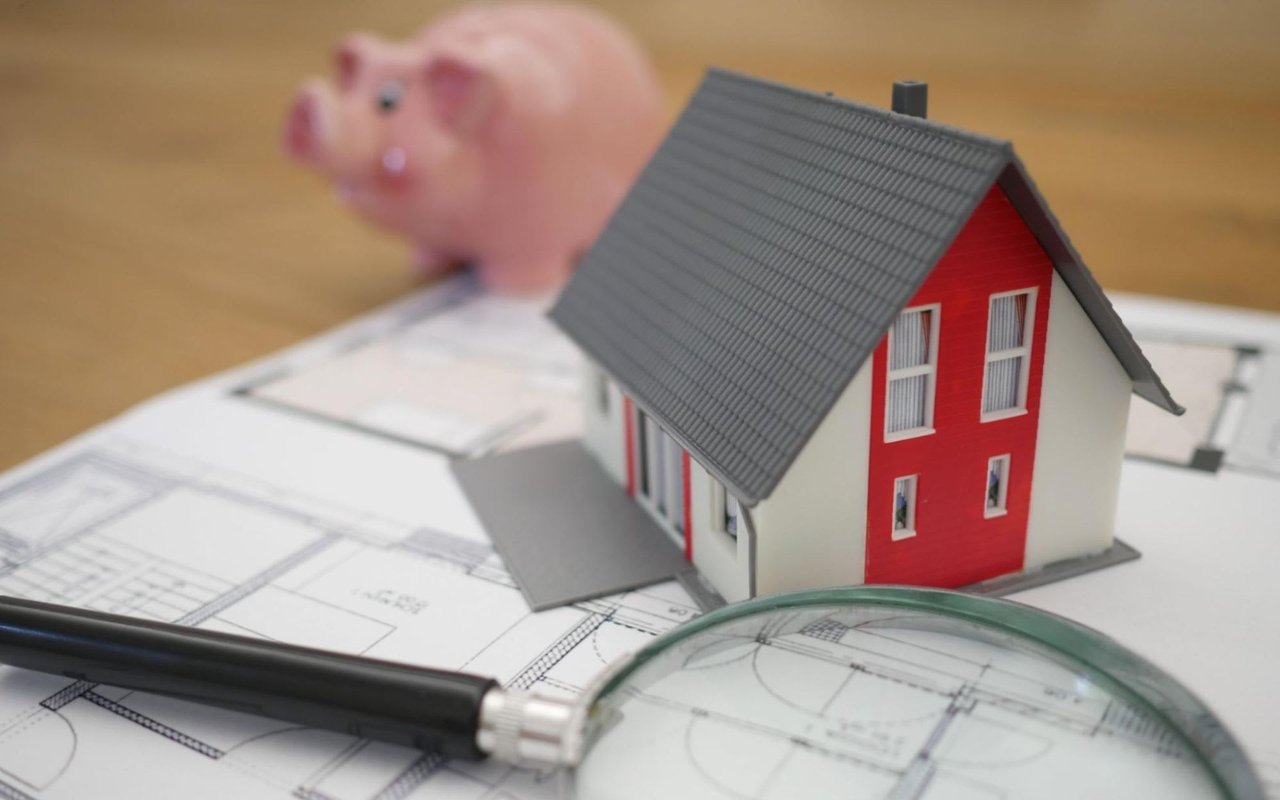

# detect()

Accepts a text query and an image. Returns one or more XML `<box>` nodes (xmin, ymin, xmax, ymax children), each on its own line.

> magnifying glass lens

<box><xmin>571</xmin><ymin>590</ymin><xmax>1238</xmax><ymax>799</ymax></box>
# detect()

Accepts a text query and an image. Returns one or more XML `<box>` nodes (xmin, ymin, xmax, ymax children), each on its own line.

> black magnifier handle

<box><xmin>0</xmin><ymin>596</ymin><xmax>509</xmax><ymax>759</ymax></box>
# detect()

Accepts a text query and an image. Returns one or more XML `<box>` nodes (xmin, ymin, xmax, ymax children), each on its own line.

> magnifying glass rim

<box><xmin>584</xmin><ymin>585</ymin><xmax>1262</xmax><ymax>800</ymax></box>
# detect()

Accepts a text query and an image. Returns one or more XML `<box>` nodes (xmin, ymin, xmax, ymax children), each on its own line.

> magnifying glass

<box><xmin>0</xmin><ymin>587</ymin><xmax>1263</xmax><ymax>799</ymax></box>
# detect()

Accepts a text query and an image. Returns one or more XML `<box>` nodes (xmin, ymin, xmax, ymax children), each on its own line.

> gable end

<box><xmin>998</xmin><ymin>160</ymin><xmax>1183</xmax><ymax>415</ymax></box>
<box><xmin>550</xmin><ymin>69</ymin><xmax>1012</xmax><ymax>505</ymax></box>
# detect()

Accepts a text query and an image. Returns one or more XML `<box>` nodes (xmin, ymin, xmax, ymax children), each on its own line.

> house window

<box><xmin>665</xmin><ymin>439</ymin><xmax>685</xmax><ymax>532</ymax></box>
<box><xmin>637</xmin><ymin>409</ymin><xmax>686</xmax><ymax>532</ymax></box>
<box><xmin>985</xmin><ymin>455</ymin><xmax>1010</xmax><ymax>517</ymax></box>
<box><xmin>891</xmin><ymin>475</ymin><xmax>917</xmax><ymax>540</ymax></box>
<box><xmin>648</xmin><ymin>417</ymin><xmax>667</xmax><ymax>514</ymax></box>
<box><xmin>594</xmin><ymin>370</ymin><xmax>610</xmax><ymax>415</ymax></box>
<box><xmin>712</xmin><ymin>480</ymin><xmax>740</xmax><ymax>539</ymax></box>
<box><xmin>982</xmin><ymin>290</ymin><xmax>1036</xmax><ymax>418</ymax></box>
<box><xmin>638</xmin><ymin>410</ymin><xmax>652</xmax><ymax>499</ymax></box>
<box><xmin>886</xmin><ymin>306</ymin><xmax>938</xmax><ymax>438</ymax></box>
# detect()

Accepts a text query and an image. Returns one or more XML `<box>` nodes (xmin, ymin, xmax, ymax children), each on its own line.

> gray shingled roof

<box><xmin>550</xmin><ymin>68</ymin><xmax>1180</xmax><ymax>506</ymax></box>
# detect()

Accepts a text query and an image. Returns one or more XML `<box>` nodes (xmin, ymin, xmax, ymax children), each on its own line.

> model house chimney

<box><xmin>892</xmin><ymin>81</ymin><xmax>928</xmax><ymax>118</ymax></box>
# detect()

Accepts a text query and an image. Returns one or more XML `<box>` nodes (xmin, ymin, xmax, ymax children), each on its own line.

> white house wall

<box><xmin>1024</xmin><ymin>271</ymin><xmax>1132</xmax><ymax>568</ymax></box>
<box><xmin>580</xmin><ymin>361</ymin><xmax>627</xmax><ymax>486</ymax></box>
<box><xmin>752</xmin><ymin>360</ymin><xmax>873</xmax><ymax>596</ymax></box>
<box><xmin>689</xmin><ymin>462</ymin><xmax>752</xmax><ymax>602</ymax></box>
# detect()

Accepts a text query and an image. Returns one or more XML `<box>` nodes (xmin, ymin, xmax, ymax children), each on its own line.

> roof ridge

<box><xmin>705</xmin><ymin>66</ymin><xmax>1014</xmax><ymax>155</ymax></box>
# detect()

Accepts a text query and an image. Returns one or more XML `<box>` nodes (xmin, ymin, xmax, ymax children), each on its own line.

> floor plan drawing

<box><xmin>1124</xmin><ymin>335</ymin><xmax>1280</xmax><ymax>477</ymax></box>
<box><xmin>576</xmin><ymin>608</ymin><xmax>1222</xmax><ymax>799</ymax></box>
<box><xmin>1123</xmin><ymin>323</ymin><xmax>1280</xmax><ymax>481</ymax></box>
<box><xmin>241</xmin><ymin>280</ymin><xmax>582</xmax><ymax>459</ymax></box>
<box><xmin>0</xmin><ymin>442</ymin><xmax>698</xmax><ymax>800</ymax></box>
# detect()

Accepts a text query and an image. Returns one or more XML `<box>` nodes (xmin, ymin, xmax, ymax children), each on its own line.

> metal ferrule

<box><xmin>476</xmin><ymin>688</ymin><xmax>584</xmax><ymax>769</ymax></box>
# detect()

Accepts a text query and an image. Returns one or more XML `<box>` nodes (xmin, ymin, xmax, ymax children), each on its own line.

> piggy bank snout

<box><xmin>282</xmin><ymin>3</ymin><xmax>665</xmax><ymax>293</ymax></box>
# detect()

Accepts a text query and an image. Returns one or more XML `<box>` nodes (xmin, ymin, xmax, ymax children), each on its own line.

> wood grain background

<box><xmin>2</xmin><ymin>0</ymin><xmax>1278</xmax><ymax>469</ymax></box>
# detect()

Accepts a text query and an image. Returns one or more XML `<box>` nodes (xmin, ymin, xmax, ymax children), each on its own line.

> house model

<box><xmin>547</xmin><ymin>70</ymin><xmax>1182</xmax><ymax>604</ymax></box>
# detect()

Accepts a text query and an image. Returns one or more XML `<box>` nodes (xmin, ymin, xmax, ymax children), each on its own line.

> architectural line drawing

<box><xmin>0</xmin><ymin>779</ymin><xmax>37</xmax><ymax>800</ymax></box>
<box><xmin>0</xmin><ymin>456</ymin><xmax>168</xmax><ymax>565</ymax></box>
<box><xmin>181</xmin><ymin>535</ymin><xmax>342</xmax><ymax>628</ymax></box>
<box><xmin>81</xmin><ymin>692</ymin><xmax>224</xmax><ymax>759</ymax></box>
<box><xmin>0</xmin><ymin>441</ymin><xmax>697</xmax><ymax>800</ymax></box>
<box><xmin>577</xmin><ymin>608</ymin><xmax>1218</xmax><ymax>799</ymax></box>
<box><xmin>367</xmin><ymin>753</ymin><xmax>447</xmax><ymax>800</ymax></box>
<box><xmin>239</xmin><ymin>280</ymin><xmax>582</xmax><ymax>460</ymax></box>
<box><xmin>1125</xmin><ymin>332</ymin><xmax>1280</xmax><ymax>479</ymax></box>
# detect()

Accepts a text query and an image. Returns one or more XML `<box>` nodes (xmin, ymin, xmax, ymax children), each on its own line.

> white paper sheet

<box><xmin>0</xmin><ymin>279</ymin><xmax>1276</xmax><ymax>797</ymax></box>
<box><xmin>1018</xmin><ymin>292</ymin><xmax>1280</xmax><ymax>793</ymax></box>
<box><xmin>0</xmin><ymin>278</ymin><xmax>698</xmax><ymax>799</ymax></box>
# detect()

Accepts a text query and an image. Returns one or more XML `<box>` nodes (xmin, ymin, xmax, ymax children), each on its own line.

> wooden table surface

<box><xmin>2</xmin><ymin>0</ymin><xmax>1278</xmax><ymax>470</ymax></box>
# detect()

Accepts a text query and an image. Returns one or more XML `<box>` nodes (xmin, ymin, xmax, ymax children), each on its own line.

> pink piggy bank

<box><xmin>284</xmin><ymin>3</ymin><xmax>665</xmax><ymax>293</ymax></box>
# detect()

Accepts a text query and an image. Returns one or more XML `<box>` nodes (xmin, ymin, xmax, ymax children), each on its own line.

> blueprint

<box><xmin>241</xmin><ymin>278</ymin><xmax>581</xmax><ymax>458</ymax></box>
<box><xmin>577</xmin><ymin>607</ymin><xmax>1220</xmax><ymax>799</ymax></box>
<box><xmin>1125</xmin><ymin>335</ymin><xmax>1280</xmax><ymax>479</ymax></box>
<box><xmin>0</xmin><ymin>277</ymin><xmax>1276</xmax><ymax>798</ymax></box>
<box><xmin>0</xmin><ymin>439</ymin><xmax>697</xmax><ymax>799</ymax></box>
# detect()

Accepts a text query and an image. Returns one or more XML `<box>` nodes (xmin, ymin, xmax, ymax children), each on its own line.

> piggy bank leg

<box><xmin>412</xmin><ymin>244</ymin><xmax>458</xmax><ymax>280</ymax></box>
<box><xmin>476</xmin><ymin>255</ymin><xmax>574</xmax><ymax>294</ymax></box>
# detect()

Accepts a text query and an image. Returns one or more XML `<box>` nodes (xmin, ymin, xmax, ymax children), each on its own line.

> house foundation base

<box><xmin>960</xmin><ymin>538</ymin><xmax>1141</xmax><ymax>597</ymax></box>
<box><xmin>453</xmin><ymin>435</ymin><xmax>1139</xmax><ymax>613</ymax></box>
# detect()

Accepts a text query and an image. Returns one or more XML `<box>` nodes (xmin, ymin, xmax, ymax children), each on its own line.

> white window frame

<box><xmin>891</xmin><ymin>474</ymin><xmax>918</xmax><ymax>541</ymax></box>
<box><xmin>984</xmin><ymin>454</ymin><xmax>1011</xmax><ymax>518</ymax></box>
<box><xmin>594</xmin><ymin>370</ymin><xmax>610</xmax><ymax>415</ymax></box>
<box><xmin>711</xmin><ymin>479</ymin><xmax>740</xmax><ymax>540</ymax></box>
<box><xmin>664</xmin><ymin>436</ymin><xmax>684</xmax><ymax>532</ymax></box>
<box><xmin>637</xmin><ymin>410</ymin><xmax>653</xmax><ymax>501</ymax></box>
<box><xmin>640</xmin><ymin>414</ymin><xmax>670</xmax><ymax>514</ymax></box>
<box><xmin>884</xmin><ymin>303</ymin><xmax>941</xmax><ymax>442</ymax></box>
<box><xmin>635</xmin><ymin>407</ymin><xmax>686</xmax><ymax>542</ymax></box>
<box><xmin>980</xmin><ymin>288</ymin><xmax>1037</xmax><ymax>422</ymax></box>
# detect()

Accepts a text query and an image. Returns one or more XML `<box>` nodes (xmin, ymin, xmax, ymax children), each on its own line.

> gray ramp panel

<box><xmin>451</xmin><ymin>441</ymin><xmax>688</xmax><ymax>611</ymax></box>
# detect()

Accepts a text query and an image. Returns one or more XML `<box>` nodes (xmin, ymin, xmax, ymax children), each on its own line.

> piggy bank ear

<box><xmin>424</xmin><ymin>55</ymin><xmax>499</xmax><ymax>136</ymax></box>
<box><xmin>334</xmin><ymin>32</ymin><xmax>380</xmax><ymax>91</ymax></box>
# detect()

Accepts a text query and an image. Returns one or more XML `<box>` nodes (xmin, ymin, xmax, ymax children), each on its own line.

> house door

<box><xmin>635</xmin><ymin>410</ymin><xmax>690</xmax><ymax>555</ymax></box>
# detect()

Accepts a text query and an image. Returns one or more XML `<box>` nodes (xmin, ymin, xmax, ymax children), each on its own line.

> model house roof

<box><xmin>550</xmin><ymin>68</ymin><xmax>1180</xmax><ymax>507</ymax></box>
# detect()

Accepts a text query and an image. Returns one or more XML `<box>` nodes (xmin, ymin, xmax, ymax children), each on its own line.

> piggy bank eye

<box><xmin>377</xmin><ymin>79</ymin><xmax>405</xmax><ymax>113</ymax></box>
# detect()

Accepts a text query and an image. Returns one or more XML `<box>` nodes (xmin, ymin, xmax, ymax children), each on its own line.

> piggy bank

<box><xmin>284</xmin><ymin>3</ymin><xmax>665</xmax><ymax>293</ymax></box>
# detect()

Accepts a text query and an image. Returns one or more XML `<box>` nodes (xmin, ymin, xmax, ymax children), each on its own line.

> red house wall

<box><xmin>864</xmin><ymin>185</ymin><xmax>1054</xmax><ymax>587</ymax></box>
